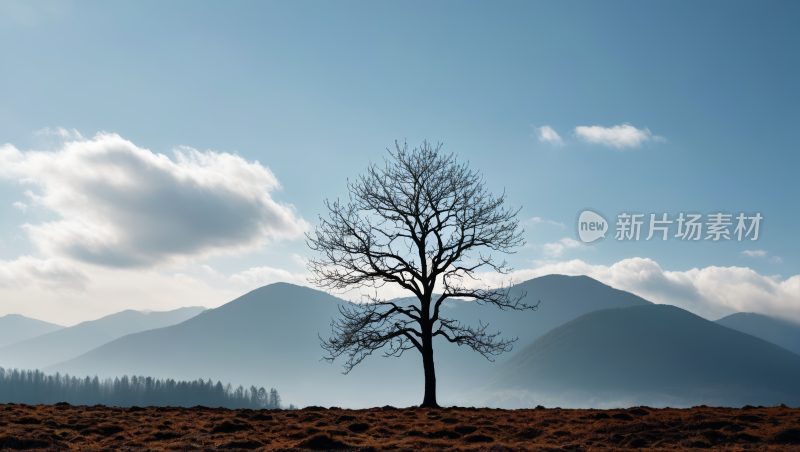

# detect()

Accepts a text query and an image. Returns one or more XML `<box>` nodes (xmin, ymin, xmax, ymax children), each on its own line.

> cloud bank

<box><xmin>473</xmin><ymin>258</ymin><xmax>800</xmax><ymax>323</ymax></box>
<box><xmin>0</xmin><ymin>133</ymin><xmax>309</xmax><ymax>267</ymax></box>
<box><xmin>0</xmin><ymin>257</ymin><xmax>238</xmax><ymax>326</ymax></box>
<box><xmin>1</xmin><ymin>253</ymin><xmax>798</xmax><ymax>326</ymax></box>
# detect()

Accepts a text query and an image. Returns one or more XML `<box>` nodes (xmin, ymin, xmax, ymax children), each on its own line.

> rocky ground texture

<box><xmin>1</xmin><ymin>403</ymin><xmax>799</xmax><ymax>451</ymax></box>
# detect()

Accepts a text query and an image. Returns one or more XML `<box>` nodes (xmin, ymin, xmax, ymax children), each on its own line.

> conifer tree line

<box><xmin>0</xmin><ymin>367</ymin><xmax>293</xmax><ymax>409</ymax></box>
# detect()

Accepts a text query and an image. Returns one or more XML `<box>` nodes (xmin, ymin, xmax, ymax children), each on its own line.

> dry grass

<box><xmin>1</xmin><ymin>403</ymin><xmax>799</xmax><ymax>451</ymax></box>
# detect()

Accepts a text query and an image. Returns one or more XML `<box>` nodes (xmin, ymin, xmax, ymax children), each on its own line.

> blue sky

<box><xmin>1</xmin><ymin>1</ymin><xmax>798</xmax><ymax>325</ymax></box>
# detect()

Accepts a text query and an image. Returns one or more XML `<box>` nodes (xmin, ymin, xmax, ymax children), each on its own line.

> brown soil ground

<box><xmin>1</xmin><ymin>403</ymin><xmax>799</xmax><ymax>451</ymax></box>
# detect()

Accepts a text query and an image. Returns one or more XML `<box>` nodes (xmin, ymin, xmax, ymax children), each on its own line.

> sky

<box><xmin>0</xmin><ymin>0</ymin><xmax>798</xmax><ymax>326</ymax></box>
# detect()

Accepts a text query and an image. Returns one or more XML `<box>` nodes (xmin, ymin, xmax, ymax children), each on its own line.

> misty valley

<box><xmin>2</xmin><ymin>275</ymin><xmax>800</xmax><ymax>451</ymax></box>
<box><xmin>2</xmin><ymin>275</ymin><xmax>799</xmax><ymax>410</ymax></box>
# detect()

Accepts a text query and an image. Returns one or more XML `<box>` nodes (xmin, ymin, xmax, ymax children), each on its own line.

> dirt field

<box><xmin>1</xmin><ymin>403</ymin><xmax>799</xmax><ymax>451</ymax></box>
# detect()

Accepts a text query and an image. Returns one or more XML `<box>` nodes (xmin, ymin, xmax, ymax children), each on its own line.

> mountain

<box><xmin>715</xmin><ymin>312</ymin><xmax>800</xmax><ymax>356</ymax></box>
<box><xmin>46</xmin><ymin>284</ymin><xmax>359</xmax><ymax>406</ymax></box>
<box><xmin>400</xmin><ymin>274</ymin><xmax>652</xmax><ymax>357</ymax></box>
<box><xmin>0</xmin><ymin>306</ymin><xmax>206</xmax><ymax>370</ymax></box>
<box><xmin>46</xmin><ymin>276</ymin><xmax>652</xmax><ymax>408</ymax></box>
<box><xmin>481</xmin><ymin>304</ymin><xmax>800</xmax><ymax>408</ymax></box>
<box><xmin>0</xmin><ymin>314</ymin><xmax>64</xmax><ymax>348</ymax></box>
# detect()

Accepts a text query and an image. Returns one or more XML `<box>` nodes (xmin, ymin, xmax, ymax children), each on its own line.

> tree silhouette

<box><xmin>307</xmin><ymin>141</ymin><xmax>537</xmax><ymax>408</ymax></box>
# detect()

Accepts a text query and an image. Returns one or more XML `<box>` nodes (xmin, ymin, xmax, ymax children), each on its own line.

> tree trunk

<box><xmin>420</xmin><ymin>335</ymin><xmax>439</xmax><ymax>408</ymax></box>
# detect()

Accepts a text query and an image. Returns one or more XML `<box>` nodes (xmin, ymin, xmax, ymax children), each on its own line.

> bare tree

<box><xmin>307</xmin><ymin>141</ymin><xmax>537</xmax><ymax>408</ymax></box>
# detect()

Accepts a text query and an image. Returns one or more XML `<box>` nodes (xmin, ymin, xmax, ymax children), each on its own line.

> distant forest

<box><xmin>0</xmin><ymin>367</ymin><xmax>292</xmax><ymax>409</ymax></box>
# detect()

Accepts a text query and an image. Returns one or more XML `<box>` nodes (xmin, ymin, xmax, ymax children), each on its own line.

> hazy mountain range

<box><xmin>3</xmin><ymin>275</ymin><xmax>799</xmax><ymax>409</ymax></box>
<box><xmin>0</xmin><ymin>314</ymin><xmax>63</xmax><ymax>348</ymax></box>
<box><xmin>477</xmin><ymin>304</ymin><xmax>800</xmax><ymax>408</ymax></box>
<box><xmin>0</xmin><ymin>307</ymin><xmax>206</xmax><ymax>370</ymax></box>
<box><xmin>43</xmin><ymin>276</ymin><xmax>653</xmax><ymax>408</ymax></box>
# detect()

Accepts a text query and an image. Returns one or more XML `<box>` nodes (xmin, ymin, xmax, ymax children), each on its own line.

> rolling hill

<box><xmin>0</xmin><ymin>314</ymin><xmax>64</xmax><ymax>348</ymax></box>
<box><xmin>715</xmin><ymin>312</ymin><xmax>800</xmax><ymax>356</ymax></box>
<box><xmin>480</xmin><ymin>304</ymin><xmax>800</xmax><ymax>409</ymax></box>
<box><xmin>0</xmin><ymin>306</ymin><xmax>206</xmax><ymax>370</ymax></box>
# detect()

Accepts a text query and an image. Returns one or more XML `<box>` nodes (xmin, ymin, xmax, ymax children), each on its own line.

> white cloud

<box><xmin>471</xmin><ymin>258</ymin><xmax>800</xmax><ymax>323</ymax></box>
<box><xmin>741</xmin><ymin>250</ymin><xmax>768</xmax><ymax>257</ymax></box>
<box><xmin>574</xmin><ymin>123</ymin><xmax>665</xmax><ymax>149</ymax></box>
<box><xmin>740</xmin><ymin>250</ymin><xmax>782</xmax><ymax>263</ymax></box>
<box><xmin>35</xmin><ymin>127</ymin><xmax>83</xmax><ymax>140</ymax></box>
<box><xmin>533</xmin><ymin>125</ymin><xmax>563</xmax><ymax>146</ymax></box>
<box><xmin>541</xmin><ymin>238</ymin><xmax>582</xmax><ymax>257</ymax></box>
<box><xmin>12</xmin><ymin>201</ymin><xmax>28</xmax><ymax>213</ymax></box>
<box><xmin>524</xmin><ymin>217</ymin><xmax>565</xmax><ymax>229</ymax></box>
<box><xmin>0</xmin><ymin>133</ymin><xmax>309</xmax><ymax>268</ymax></box>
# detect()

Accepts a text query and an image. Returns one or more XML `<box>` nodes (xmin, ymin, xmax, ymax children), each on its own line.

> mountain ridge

<box><xmin>0</xmin><ymin>314</ymin><xmax>64</xmax><ymax>349</ymax></box>
<box><xmin>0</xmin><ymin>306</ymin><xmax>206</xmax><ymax>370</ymax></box>
<box><xmin>45</xmin><ymin>276</ymin><xmax>656</xmax><ymax>408</ymax></box>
